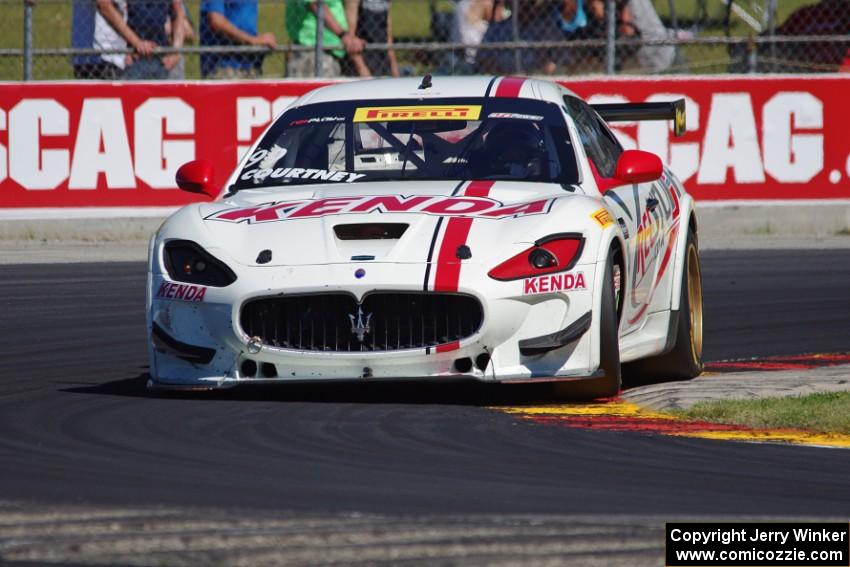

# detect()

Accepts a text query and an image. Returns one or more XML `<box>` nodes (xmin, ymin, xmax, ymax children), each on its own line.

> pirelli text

<box><xmin>666</xmin><ymin>522</ymin><xmax>849</xmax><ymax>567</ymax></box>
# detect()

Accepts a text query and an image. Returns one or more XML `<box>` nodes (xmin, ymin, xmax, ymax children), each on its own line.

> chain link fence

<box><xmin>2</xmin><ymin>0</ymin><xmax>849</xmax><ymax>80</ymax></box>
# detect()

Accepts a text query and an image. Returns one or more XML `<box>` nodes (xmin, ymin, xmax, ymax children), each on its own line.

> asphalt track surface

<box><xmin>1</xmin><ymin>250</ymin><xmax>850</xmax><ymax>564</ymax></box>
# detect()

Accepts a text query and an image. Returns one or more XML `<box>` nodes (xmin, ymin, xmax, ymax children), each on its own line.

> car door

<box><xmin>563</xmin><ymin>96</ymin><xmax>668</xmax><ymax>334</ymax></box>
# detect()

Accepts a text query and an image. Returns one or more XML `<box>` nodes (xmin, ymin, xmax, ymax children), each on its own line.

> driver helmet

<box><xmin>482</xmin><ymin>121</ymin><xmax>545</xmax><ymax>177</ymax></box>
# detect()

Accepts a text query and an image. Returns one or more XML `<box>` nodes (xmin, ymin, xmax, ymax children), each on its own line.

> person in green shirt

<box><xmin>286</xmin><ymin>0</ymin><xmax>365</xmax><ymax>76</ymax></box>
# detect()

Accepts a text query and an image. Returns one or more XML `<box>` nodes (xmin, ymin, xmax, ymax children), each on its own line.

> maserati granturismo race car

<box><xmin>147</xmin><ymin>75</ymin><xmax>703</xmax><ymax>397</ymax></box>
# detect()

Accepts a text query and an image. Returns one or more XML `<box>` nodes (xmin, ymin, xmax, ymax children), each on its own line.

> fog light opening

<box><xmin>454</xmin><ymin>357</ymin><xmax>473</xmax><ymax>373</ymax></box>
<box><xmin>475</xmin><ymin>353</ymin><xmax>491</xmax><ymax>372</ymax></box>
<box><xmin>240</xmin><ymin>359</ymin><xmax>258</xmax><ymax>377</ymax></box>
<box><xmin>260</xmin><ymin>362</ymin><xmax>277</xmax><ymax>378</ymax></box>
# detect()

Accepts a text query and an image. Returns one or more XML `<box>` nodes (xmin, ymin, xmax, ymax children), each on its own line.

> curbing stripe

<box><xmin>494</xmin><ymin>399</ymin><xmax>850</xmax><ymax>449</ymax></box>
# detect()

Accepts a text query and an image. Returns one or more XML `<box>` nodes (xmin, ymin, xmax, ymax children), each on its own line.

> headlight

<box><xmin>163</xmin><ymin>240</ymin><xmax>237</xmax><ymax>287</ymax></box>
<box><xmin>488</xmin><ymin>233</ymin><xmax>584</xmax><ymax>281</ymax></box>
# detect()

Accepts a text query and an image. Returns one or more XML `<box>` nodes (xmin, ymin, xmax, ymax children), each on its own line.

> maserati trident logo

<box><xmin>348</xmin><ymin>306</ymin><xmax>372</xmax><ymax>342</ymax></box>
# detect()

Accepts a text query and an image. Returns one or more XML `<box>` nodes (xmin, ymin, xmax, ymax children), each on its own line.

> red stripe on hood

<box><xmin>494</xmin><ymin>77</ymin><xmax>526</xmax><ymax>98</ymax></box>
<box><xmin>434</xmin><ymin>217</ymin><xmax>473</xmax><ymax>293</ymax></box>
<box><xmin>432</xmin><ymin>181</ymin><xmax>495</xmax><ymax>294</ymax></box>
<box><xmin>464</xmin><ymin>180</ymin><xmax>496</xmax><ymax>197</ymax></box>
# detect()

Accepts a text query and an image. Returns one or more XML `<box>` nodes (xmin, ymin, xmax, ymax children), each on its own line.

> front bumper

<box><xmin>147</xmin><ymin>261</ymin><xmax>599</xmax><ymax>389</ymax></box>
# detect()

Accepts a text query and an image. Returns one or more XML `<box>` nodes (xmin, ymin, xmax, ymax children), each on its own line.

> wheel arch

<box><xmin>591</xmin><ymin>230</ymin><xmax>627</xmax><ymax>351</ymax></box>
<box><xmin>670</xmin><ymin>200</ymin><xmax>699</xmax><ymax>312</ymax></box>
<box><xmin>585</xmin><ymin>228</ymin><xmax>625</xmax><ymax>388</ymax></box>
<box><xmin>608</xmin><ymin>234</ymin><xmax>626</xmax><ymax>325</ymax></box>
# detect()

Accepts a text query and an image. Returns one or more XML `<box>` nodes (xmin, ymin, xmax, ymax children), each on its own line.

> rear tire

<box><xmin>623</xmin><ymin>227</ymin><xmax>704</xmax><ymax>383</ymax></box>
<box><xmin>553</xmin><ymin>246</ymin><xmax>621</xmax><ymax>400</ymax></box>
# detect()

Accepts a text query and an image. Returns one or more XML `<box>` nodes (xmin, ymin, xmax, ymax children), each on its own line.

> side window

<box><xmin>563</xmin><ymin>96</ymin><xmax>622</xmax><ymax>178</ymax></box>
<box><xmin>594</xmin><ymin>116</ymin><xmax>624</xmax><ymax>166</ymax></box>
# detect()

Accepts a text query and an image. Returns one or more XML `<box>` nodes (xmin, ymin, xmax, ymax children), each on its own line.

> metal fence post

<box><xmin>766</xmin><ymin>0</ymin><xmax>777</xmax><ymax>73</ymax></box>
<box><xmin>667</xmin><ymin>0</ymin><xmax>680</xmax><ymax>69</ymax></box>
<box><xmin>23</xmin><ymin>0</ymin><xmax>34</xmax><ymax>81</ymax></box>
<box><xmin>747</xmin><ymin>37</ymin><xmax>757</xmax><ymax>73</ymax></box>
<box><xmin>315</xmin><ymin>0</ymin><xmax>325</xmax><ymax>78</ymax></box>
<box><xmin>511</xmin><ymin>0</ymin><xmax>520</xmax><ymax>73</ymax></box>
<box><xmin>604</xmin><ymin>0</ymin><xmax>615</xmax><ymax>74</ymax></box>
<box><xmin>667</xmin><ymin>0</ymin><xmax>678</xmax><ymax>32</ymax></box>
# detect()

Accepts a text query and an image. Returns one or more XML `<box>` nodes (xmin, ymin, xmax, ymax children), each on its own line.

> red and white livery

<box><xmin>146</xmin><ymin>76</ymin><xmax>704</xmax><ymax>396</ymax></box>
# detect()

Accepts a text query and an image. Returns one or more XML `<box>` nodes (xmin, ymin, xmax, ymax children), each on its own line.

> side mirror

<box><xmin>613</xmin><ymin>150</ymin><xmax>663</xmax><ymax>185</ymax></box>
<box><xmin>176</xmin><ymin>159</ymin><xmax>216</xmax><ymax>197</ymax></box>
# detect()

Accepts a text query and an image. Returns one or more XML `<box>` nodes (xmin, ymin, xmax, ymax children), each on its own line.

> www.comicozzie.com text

<box><xmin>669</xmin><ymin>527</ymin><xmax>848</xmax><ymax>546</ymax></box>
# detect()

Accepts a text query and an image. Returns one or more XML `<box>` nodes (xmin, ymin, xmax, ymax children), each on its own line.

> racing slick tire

<box><xmin>553</xmin><ymin>246</ymin><xmax>621</xmax><ymax>400</ymax></box>
<box><xmin>623</xmin><ymin>227</ymin><xmax>704</xmax><ymax>383</ymax></box>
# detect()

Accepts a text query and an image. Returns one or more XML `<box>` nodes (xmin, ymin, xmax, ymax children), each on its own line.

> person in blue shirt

<box><xmin>200</xmin><ymin>0</ymin><xmax>277</xmax><ymax>78</ymax></box>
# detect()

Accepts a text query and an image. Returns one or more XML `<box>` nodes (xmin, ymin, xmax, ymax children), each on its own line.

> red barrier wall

<box><xmin>0</xmin><ymin>76</ymin><xmax>846</xmax><ymax>209</ymax></box>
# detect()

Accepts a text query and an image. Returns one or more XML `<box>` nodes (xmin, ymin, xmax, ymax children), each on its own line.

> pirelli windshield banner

<box><xmin>0</xmin><ymin>76</ymin><xmax>848</xmax><ymax>210</ymax></box>
<box><xmin>353</xmin><ymin>105</ymin><xmax>482</xmax><ymax>122</ymax></box>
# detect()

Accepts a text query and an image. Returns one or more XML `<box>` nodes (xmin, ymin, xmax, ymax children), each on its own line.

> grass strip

<box><xmin>672</xmin><ymin>391</ymin><xmax>850</xmax><ymax>435</ymax></box>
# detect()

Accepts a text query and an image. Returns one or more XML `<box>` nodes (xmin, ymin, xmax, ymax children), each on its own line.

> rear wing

<box><xmin>591</xmin><ymin>99</ymin><xmax>686</xmax><ymax>137</ymax></box>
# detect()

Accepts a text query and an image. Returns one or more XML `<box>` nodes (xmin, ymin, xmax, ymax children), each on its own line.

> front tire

<box><xmin>554</xmin><ymin>246</ymin><xmax>621</xmax><ymax>400</ymax></box>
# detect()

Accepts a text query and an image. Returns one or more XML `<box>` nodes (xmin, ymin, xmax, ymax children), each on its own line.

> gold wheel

<box><xmin>686</xmin><ymin>243</ymin><xmax>703</xmax><ymax>364</ymax></box>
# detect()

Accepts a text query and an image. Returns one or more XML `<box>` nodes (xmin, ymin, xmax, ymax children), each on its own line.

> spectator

<box><xmin>285</xmin><ymin>0</ymin><xmax>365</xmax><ymax>77</ymax></box>
<box><xmin>627</xmin><ymin>0</ymin><xmax>675</xmax><ymax>73</ymax></box>
<box><xmin>200</xmin><ymin>0</ymin><xmax>277</xmax><ymax>79</ymax></box>
<box><xmin>450</xmin><ymin>0</ymin><xmax>503</xmax><ymax>73</ymax></box>
<box><xmin>124</xmin><ymin>0</ymin><xmax>187</xmax><ymax>80</ymax></box>
<box><xmin>344</xmin><ymin>0</ymin><xmax>399</xmax><ymax>77</ymax></box>
<box><xmin>561</xmin><ymin>0</ymin><xmax>638</xmax><ymax>68</ymax></box>
<box><xmin>584</xmin><ymin>0</ymin><xmax>637</xmax><ymax>39</ymax></box>
<box><xmin>475</xmin><ymin>0</ymin><xmax>638</xmax><ymax>73</ymax></box>
<box><xmin>476</xmin><ymin>0</ymin><xmax>571</xmax><ymax>74</ymax></box>
<box><xmin>166</xmin><ymin>1</ymin><xmax>195</xmax><ymax>79</ymax></box>
<box><xmin>71</xmin><ymin>0</ymin><xmax>154</xmax><ymax>79</ymax></box>
<box><xmin>555</xmin><ymin>0</ymin><xmax>593</xmax><ymax>38</ymax></box>
<box><xmin>598</xmin><ymin>0</ymin><xmax>639</xmax><ymax>67</ymax></box>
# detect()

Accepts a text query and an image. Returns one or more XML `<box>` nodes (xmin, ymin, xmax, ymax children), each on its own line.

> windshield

<box><xmin>232</xmin><ymin>98</ymin><xmax>579</xmax><ymax>191</ymax></box>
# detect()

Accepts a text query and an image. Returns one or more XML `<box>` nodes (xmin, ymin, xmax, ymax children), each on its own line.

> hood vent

<box><xmin>334</xmin><ymin>223</ymin><xmax>408</xmax><ymax>240</ymax></box>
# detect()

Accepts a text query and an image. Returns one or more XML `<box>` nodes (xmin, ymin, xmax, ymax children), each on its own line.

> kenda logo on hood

<box><xmin>206</xmin><ymin>195</ymin><xmax>555</xmax><ymax>224</ymax></box>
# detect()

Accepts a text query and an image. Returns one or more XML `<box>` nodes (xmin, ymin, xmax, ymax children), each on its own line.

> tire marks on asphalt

<box><xmin>0</xmin><ymin>502</ymin><xmax>664</xmax><ymax>567</ymax></box>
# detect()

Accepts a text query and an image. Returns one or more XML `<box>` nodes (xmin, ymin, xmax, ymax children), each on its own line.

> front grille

<box><xmin>240</xmin><ymin>292</ymin><xmax>483</xmax><ymax>352</ymax></box>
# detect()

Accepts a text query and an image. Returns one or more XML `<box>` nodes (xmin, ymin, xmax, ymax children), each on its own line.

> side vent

<box><xmin>334</xmin><ymin>223</ymin><xmax>408</xmax><ymax>240</ymax></box>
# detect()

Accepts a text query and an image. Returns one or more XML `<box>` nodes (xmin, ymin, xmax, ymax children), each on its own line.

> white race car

<box><xmin>147</xmin><ymin>75</ymin><xmax>703</xmax><ymax>397</ymax></box>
